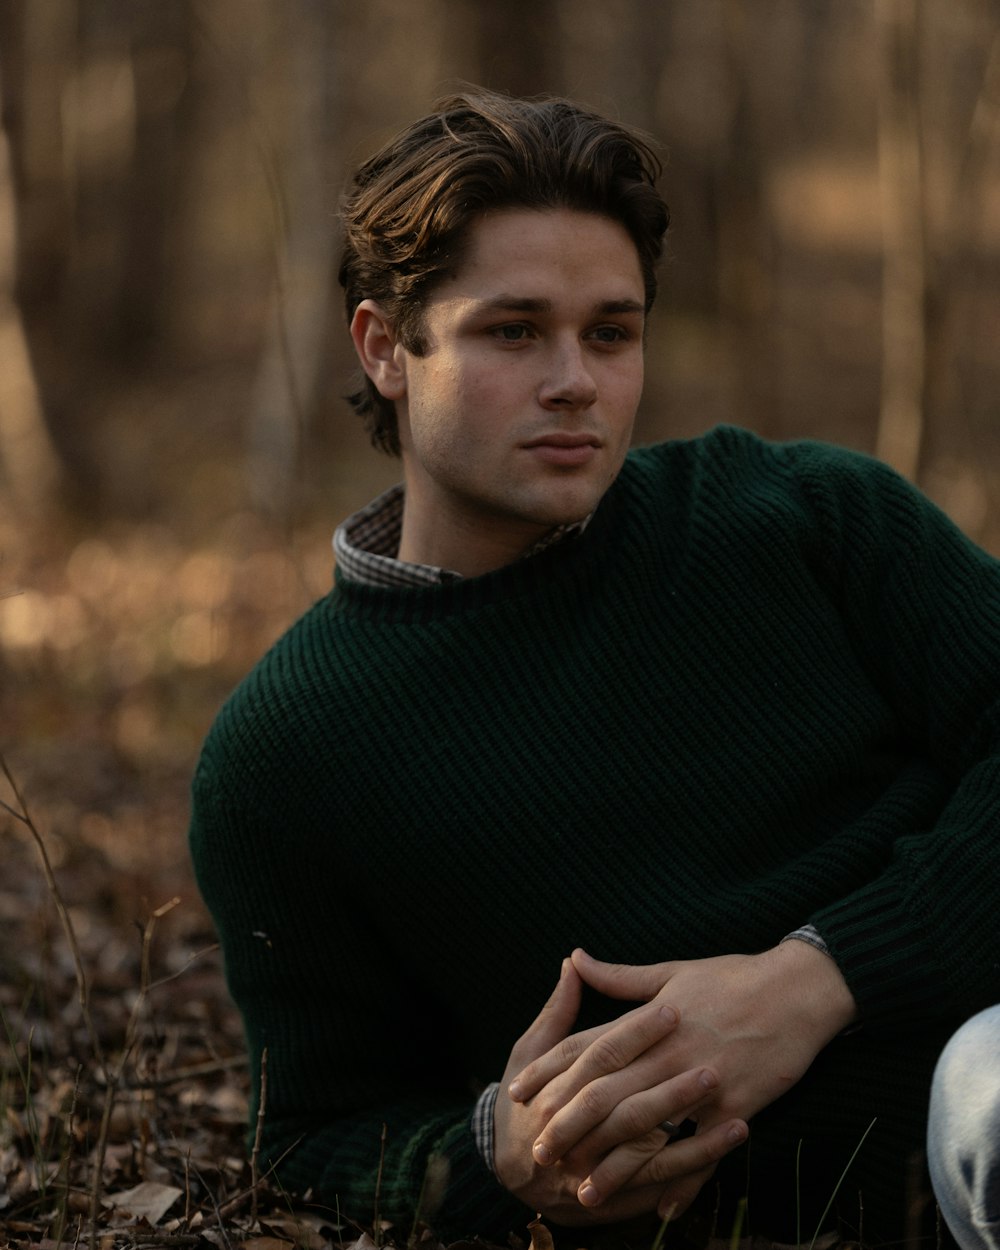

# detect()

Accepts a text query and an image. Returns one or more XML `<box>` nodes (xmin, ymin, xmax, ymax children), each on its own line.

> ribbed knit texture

<box><xmin>190</xmin><ymin>426</ymin><xmax>1000</xmax><ymax>1244</ymax></box>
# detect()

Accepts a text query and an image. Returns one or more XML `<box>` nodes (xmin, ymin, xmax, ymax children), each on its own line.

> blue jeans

<box><xmin>928</xmin><ymin>1005</ymin><xmax>1000</xmax><ymax>1250</ymax></box>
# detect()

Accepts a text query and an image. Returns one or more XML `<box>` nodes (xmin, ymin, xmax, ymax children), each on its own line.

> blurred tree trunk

<box><xmin>875</xmin><ymin>0</ymin><xmax>926</xmax><ymax>480</ymax></box>
<box><xmin>920</xmin><ymin>14</ymin><xmax>1000</xmax><ymax>484</ymax></box>
<box><xmin>0</xmin><ymin>0</ymin><xmax>73</xmax><ymax>511</ymax></box>
<box><xmin>248</xmin><ymin>0</ymin><xmax>340</xmax><ymax>518</ymax></box>
<box><xmin>464</xmin><ymin>0</ymin><xmax>561</xmax><ymax>95</ymax></box>
<box><xmin>0</xmin><ymin>53</ymin><xmax>62</xmax><ymax>514</ymax></box>
<box><xmin>716</xmin><ymin>0</ymin><xmax>777</xmax><ymax>436</ymax></box>
<box><xmin>117</xmin><ymin>0</ymin><xmax>194</xmax><ymax>357</ymax></box>
<box><xmin>0</xmin><ymin>0</ymin><xmax>194</xmax><ymax>511</ymax></box>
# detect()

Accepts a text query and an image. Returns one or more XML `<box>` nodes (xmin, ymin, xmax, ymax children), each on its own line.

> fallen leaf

<box><xmin>260</xmin><ymin>1216</ymin><xmax>328</xmax><ymax>1250</ymax></box>
<box><xmin>107</xmin><ymin>1179</ymin><xmax>183</xmax><ymax>1224</ymax></box>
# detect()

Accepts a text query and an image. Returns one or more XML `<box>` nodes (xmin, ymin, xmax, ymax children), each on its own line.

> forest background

<box><xmin>0</xmin><ymin>0</ymin><xmax>999</xmax><ymax>1245</ymax></box>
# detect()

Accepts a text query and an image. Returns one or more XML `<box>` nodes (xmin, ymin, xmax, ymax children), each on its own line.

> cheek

<box><xmin>607</xmin><ymin>362</ymin><xmax>644</xmax><ymax>428</ymax></box>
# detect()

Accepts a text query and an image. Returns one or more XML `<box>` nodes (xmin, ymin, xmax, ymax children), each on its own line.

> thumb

<box><xmin>513</xmin><ymin>958</ymin><xmax>582</xmax><ymax>1065</ymax></box>
<box><xmin>571</xmin><ymin>947</ymin><xmax>670</xmax><ymax>1002</ymax></box>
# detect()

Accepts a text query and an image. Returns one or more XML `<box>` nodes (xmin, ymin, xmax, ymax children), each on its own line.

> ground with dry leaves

<box><xmin>0</xmin><ymin>492</ymin><xmax>372</xmax><ymax>1250</ymax></box>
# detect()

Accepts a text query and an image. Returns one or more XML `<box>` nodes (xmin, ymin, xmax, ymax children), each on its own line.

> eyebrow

<box><xmin>479</xmin><ymin>295</ymin><xmax>645</xmax><ymax>316</ymax></box>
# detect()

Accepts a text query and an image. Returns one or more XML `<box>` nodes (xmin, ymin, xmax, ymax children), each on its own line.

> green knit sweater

<box><xmin>190</xmin><ymin>426</ymin><xmax>1000</xmax><ymax>1244</ymax></box>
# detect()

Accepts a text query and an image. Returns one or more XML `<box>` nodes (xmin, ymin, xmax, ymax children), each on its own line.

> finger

<box><xmin>635</xmin><ymin>1118</ymin><xmax>748</xmax><ymax>1189</ymax></box>
<box><xmin>571</xmin><ymin>947</ymin><xmax>674</xmax><ymax>1002</ymax></box>
<box><xmin>508</xmin><ymin>1016</ymin><xmax>629</xmax><ymax>1102</ymax></box>
<box><xmin>509</xmin><ymin>958</ymin><xmax>583</xmax><ymax>1069</ymax></box>
<box><xmin>542</xmin><ymin>1065</ymin><xmax>718</xmax><ymax>1167</ymax></box>
<box><xmin>579</xmin><ymin>1117</ymin><xmax>746</xmax><ymax>1210</ymax></box>
<box><xmin>511</xmin><ymin>999</ymin><xmax>675</xmax><ymax>1106</ymax></box>
<box><xmin>574</xmin><ymin>1128</ymin><xmax>665</xmax><ymax>1208</ymax></box>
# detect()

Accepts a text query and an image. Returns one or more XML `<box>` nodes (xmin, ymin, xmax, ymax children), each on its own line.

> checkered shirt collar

<box><xmin>333</xmin><ymin>484</ymin><xmax>587</xmax><ymax>588</ymax></box>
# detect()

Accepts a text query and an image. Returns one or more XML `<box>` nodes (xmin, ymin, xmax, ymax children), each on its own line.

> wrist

<box><xmin>763</xmin><ymin>939</ymin><xmax>858</xmax><ymax>1042</ymax></box>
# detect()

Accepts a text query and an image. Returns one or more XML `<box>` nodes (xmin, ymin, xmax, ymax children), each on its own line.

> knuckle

<box><xmin>616</xmin><ymin>1100</ymin><xmax>653</xmax><ymax>1142</ymax></box>
<box><xmin>561</xmin><ymin>1033</ymin><xmax>588</xmax><ymax>1063</ymax></box>
<box><xmin>578</xmin><ymin>1081</ymin><xmax>611</xmax><ymax>1119</ymax></box>
<box><xmin>590</xmin><ymin>1033</ymin><xmax>629</xmax><ymax>1071</ymax></box>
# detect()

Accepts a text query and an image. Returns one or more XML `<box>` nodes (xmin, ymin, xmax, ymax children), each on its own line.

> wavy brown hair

<box><xmin>338</xmin><ymin>87</ymin><xmax>669</xmax><ymax>456</ymax></box>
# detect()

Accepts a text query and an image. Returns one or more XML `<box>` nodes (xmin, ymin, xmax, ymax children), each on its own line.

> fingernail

<box><xmin>658</xmin><ymin>1005</ymin><xmax>678</xmax><ymax>1027</ymax></box>
<box><xmin>532</xmin><ymin>1141</ymin><xmax>552</xmax><ymax>1165</ymax></box>
<box><xmin>728</xmin><ymin>1124</ymin><xmax>748</xmax><ymax>1145</ymax></box>
<box><xmin>579</xmin><ymin>1183</ymin><xmax>599</xmax><ymax>1206</ymax></box>
<box><xmin>508</xmin><ymin>1080</ymin><xmax>523</xmax><ymax>1101</ymax></box>
<box><xmin>699</xmin><ymin>1069</ymin><xmax>717</xmax><ymax>1090</ymax></box>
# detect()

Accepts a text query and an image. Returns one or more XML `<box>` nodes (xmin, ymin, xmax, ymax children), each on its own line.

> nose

<box><xmin>538</xmin><ymin>340</ymin><xmax>598</xmax><ymax>410</ymax></box>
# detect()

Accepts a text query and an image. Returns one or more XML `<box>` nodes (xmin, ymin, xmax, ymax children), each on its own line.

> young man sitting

<box><xmin>190</xmin><ymin>88</ymin><xmax>1000</xmax><ymax>1246</ymax></box>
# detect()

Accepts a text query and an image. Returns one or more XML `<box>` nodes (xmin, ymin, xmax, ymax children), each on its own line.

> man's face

<box><xmin>387</xmin><ymin>207</ymin><xmax>646</xmax><ymax>576</ymax></box>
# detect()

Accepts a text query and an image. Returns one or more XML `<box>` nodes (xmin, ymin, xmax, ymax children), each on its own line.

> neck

<box><xmin>397</xmin><ymin>504</ymin><xmax>551</xmax><ymax>578</ymax></box>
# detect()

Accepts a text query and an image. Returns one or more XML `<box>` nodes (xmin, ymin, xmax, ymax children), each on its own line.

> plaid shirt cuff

<box><xmin>471</xmin><ymin>1081</ymin><xmax>501</xmax><ymax>1177</ymax></box>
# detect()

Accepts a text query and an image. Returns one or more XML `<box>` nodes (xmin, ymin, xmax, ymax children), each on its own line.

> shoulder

<box><xmin>623</xmin><ymin>423</ymin><xmax>885</xmax><ymax>487</ymax></box>
<box><xmin>619</xmin><ymin>424</ymin><xmax>935</xmax><ymax>528</ymax></box>
<box><xmin>614</xmin><ymin>424</ymin><xmax>817</xmax><ymax>533</ymax></box>
<box><xmin>193</xmin><ymin>592</ymin><xmax>353</xmax><ymax>802</ymax></box>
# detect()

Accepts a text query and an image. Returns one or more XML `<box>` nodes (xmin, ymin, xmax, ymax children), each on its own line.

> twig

<box><xmin>145</xmin><ymin>943</ymin><xmax>222</xmax><ymax>993</ymax></box>
<box><xmin>188</xmin><ymin>1158</ymin><xmax>235</xmax><ymax>1250</ymax></box>
<box><xmin>808</xmin><ymin>1117</ymin><xmax>877</xmax><ymax>1250</ymax></box>
<box><xmin>373</xmin><ymin>1121</ymin><xmax>388</xmax><ymax>1247</ymax></box>
<box><xmin>127</xmin><ymin>1237</ymin><xmax>203</xmax><ymax>1248</ymax></box>
<box><xmin>1</xmin><ymin>753</ymin><xmax>106</xmax><ymax>1075</ymax></box>
<box><xmin>90</xmin><ymin>898</ymin><xmax>180</xmax><ymax>1250</ymax></box>
<box><xmin>215</xmin><ymin>1133</ymin><xmax>303</xmax><ymax>1220</ymax></box>
<box><xmin>54</xmin><ymin>1064</ymin><xmax>83</xmax><ymax>1245</ymax></box>
<box><xmin>90</xmin><ymin>1077</ymin><xmax>118</xmax><ymax>1250</ymax></box>
<box><xmin>250</xmin><ymin>1046</ymin><xmax>269</xmax><ymax>1225</ymax></box>
<box><xmin>115</xmin><ymin>1052</ymin><xmax>248</xmax><ymax>1091</ymax></box>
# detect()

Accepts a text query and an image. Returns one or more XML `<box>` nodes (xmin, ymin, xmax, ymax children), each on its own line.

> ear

<box><xmin>350</xmin><ymin>300</ymin><xmax>408</xmax><ymax>401</ymax></box>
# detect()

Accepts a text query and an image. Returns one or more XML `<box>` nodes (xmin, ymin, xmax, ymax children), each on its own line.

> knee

<box><xmin>928</xmin><ymin>1005</ymin><xmax>1000</xmax><ymax>1249</ymax></box>
<box><xmin>931</xmin><ymin>1005</ymin><xmax>1000</xmax><ymax>1135</ymax></box>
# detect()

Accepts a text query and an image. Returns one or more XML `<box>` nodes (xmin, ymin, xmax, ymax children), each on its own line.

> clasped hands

<box><xmin>492</xmin><ymin>944</ymin><xmax>857</xmax><ymax>1226</ymax></box>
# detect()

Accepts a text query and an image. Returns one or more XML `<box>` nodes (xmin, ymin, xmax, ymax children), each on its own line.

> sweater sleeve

<box><xmin>188</xmin><ymin>751</ymin><xmax>533</xmax><ymax>1242</ymax></box>
<box><xmin>783</xmin><ymin>441</ymin><xmax>1000</xmax><ymax>1028</ymax></box>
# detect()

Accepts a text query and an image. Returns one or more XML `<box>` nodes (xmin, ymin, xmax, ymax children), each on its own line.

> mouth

<box><xmin>521</xmin><ymin>431</ymin><xmax>602</xmax><ymax>467</ymax></box>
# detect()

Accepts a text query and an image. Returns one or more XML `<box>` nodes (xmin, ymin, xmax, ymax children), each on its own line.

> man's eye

<box><xmin>590</xmin><ymin>325</ymin><xmax>628</xmax><ymax>344</ymax></box>
<box><xmin>493</xmin><ymin>324</ymin><xmax>531</xmax><ymax>342</ymax></box>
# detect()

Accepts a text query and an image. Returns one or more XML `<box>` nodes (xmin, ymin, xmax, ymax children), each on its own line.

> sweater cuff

<box><xmin>780</xmin><ymin>923</ymin><xmax>831</xmax><ymax>956</ymax></box>
<box><xmin>431</xmin><ymin>1109</ymin><xmax>534</xmax><ymax>1242</ymax></box>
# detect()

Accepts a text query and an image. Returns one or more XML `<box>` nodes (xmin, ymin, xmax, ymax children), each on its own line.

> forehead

<box><xmin>434</xmin><ymin>207</ymin><xmax>645</xmax><ymax>305</ymax></box>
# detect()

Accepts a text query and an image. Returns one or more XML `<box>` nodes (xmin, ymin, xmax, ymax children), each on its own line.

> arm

<box><xmin>787</xmin><ymin>443</ymin><xmax>1000</xmax><ymax>1028</ymax></box>
<box><xmin>189</xmin><ymin>757</ymin><xmax>527</xmax><ymax>1240</ymax></box>
<box><xmin>513</xmin><ymin>440</ymin><xmax>1000</xmax><ymax>1215</ymax></box>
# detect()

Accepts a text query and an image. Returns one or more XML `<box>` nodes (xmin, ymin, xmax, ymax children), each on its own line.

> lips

<box><xmin>522</xmin><ymin>431</ymin><xmax>601</xmax><ymax>449</ymax></box>
<box><xmin>521</xmin><ymin>432</ymin><xmax>601</xmax><ymax>467</ymax></box>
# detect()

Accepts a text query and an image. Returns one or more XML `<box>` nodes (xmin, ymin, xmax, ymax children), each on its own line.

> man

<box><xmin>190</xmin><ymin>89</ymin><xmax>1000</xmax><ymax>1246</ymax></box>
